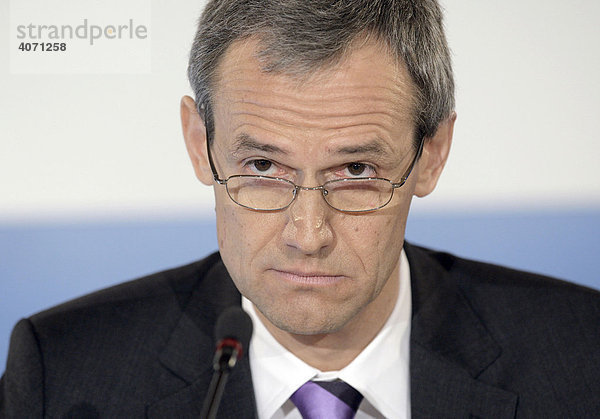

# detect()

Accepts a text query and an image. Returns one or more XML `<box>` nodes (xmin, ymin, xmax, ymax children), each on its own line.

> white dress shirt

<box><xmin>242</xmin><ymin>250</ymin><xmax>412</xmax><ymax>419</ymax></box>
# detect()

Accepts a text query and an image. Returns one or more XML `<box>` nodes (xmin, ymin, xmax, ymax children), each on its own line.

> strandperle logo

<box><xmin>16</xmin><ymin>19</ymin><xmax>148</xmax><ymax>46</ymax></box>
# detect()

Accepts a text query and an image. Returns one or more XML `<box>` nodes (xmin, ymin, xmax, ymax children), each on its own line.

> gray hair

<box><xmin>188</xmin><ymin>0</ymin><xmax>454</xmax><ymax>145</ymax></box>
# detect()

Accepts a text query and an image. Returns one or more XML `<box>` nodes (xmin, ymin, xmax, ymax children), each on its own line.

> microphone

<box><xmin>201</xmin><ymin>306</ymin><xmax>253</xmax><ymax>419</ymax></box>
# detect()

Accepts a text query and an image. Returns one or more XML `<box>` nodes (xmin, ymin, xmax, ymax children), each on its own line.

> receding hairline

<box><xmin>208</xmin><ymin>33</ymin><xmax>419</xmax><ymax>129</ymax></box>
<box><xmin>189</xmin><ymin>0</ymin><xmax>455</xmax><ymax>145</ymax></box>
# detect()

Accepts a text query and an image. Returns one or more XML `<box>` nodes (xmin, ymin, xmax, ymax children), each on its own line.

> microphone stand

<box><xmin>200</xmin><ymin>338</ymin><xmax>242</xmax><ymax>419</ymax></box>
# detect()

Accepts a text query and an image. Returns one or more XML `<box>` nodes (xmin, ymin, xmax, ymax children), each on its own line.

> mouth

<box><xmin>270</xmin><ymin>269</ymin><xmax>346</xmax><ymax>286</ymax></box>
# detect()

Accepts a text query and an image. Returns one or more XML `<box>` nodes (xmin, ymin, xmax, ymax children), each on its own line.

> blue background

<box><xmin>1</xmin><ymin>208</ymin><xmax>599</xmax><ymax>373</ymax></box>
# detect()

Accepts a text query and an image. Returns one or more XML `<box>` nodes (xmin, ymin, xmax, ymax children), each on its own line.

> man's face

<box><xmin>184</xmin><ymin>38</ymin><xmax>450</xmax><ymax>338</ymax></box>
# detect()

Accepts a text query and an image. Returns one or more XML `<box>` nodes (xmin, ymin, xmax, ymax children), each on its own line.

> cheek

<box><xmin>343</xmin><ymin>211</ymin><xmax>407</xmax><ymax>276</ymax></box>
<box><xmin>215</xmin><ymin>194</ymin><xmax>282</xmax><ymax>279</ymax></box>
<box><xmin>216</xmin><ymin>204</ymin><xmax>236</xmax><ymax>251</ymax></box>
<box><xmin>214</xmin><ymin>193</ymin><xmax>233</xmax><ymax>250</ymax></box>
<box><xmin>215</xmin><ymin>192</ymin><xmax>249</xmax><ymax>280</ymax></box>
<box><xmin>352</xmin><ymin>212</ymin><xmax>405</xmax><ymax>247</ymax></box>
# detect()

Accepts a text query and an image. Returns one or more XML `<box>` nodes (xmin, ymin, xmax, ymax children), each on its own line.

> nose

<box><xmin>282</xmin><ymin>185</ymin><xmax>334</xmax><ymax>255</ymax></box>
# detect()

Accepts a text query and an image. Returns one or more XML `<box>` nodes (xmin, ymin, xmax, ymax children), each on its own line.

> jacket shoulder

<box><xmin>30</xmin><ymin>251</ymin><xmax>223</xmax><ymax>324</ymax></box>
<box><xmin>407</xmin><ymin>242</ymin><xmax>600</xmax><ymax>303</ymax></box>
<box><xmin>2</xmin><ymin>252</ymin><xmax>227</xmax><ymax>417</ymax></box>
<box><xmin>406</xmin><ymin>243</ymin><xmax>600</xmax><ymax>416</ymax></box>
<box><xmin>410</xmin><ymin>243</ymin><xmax>600</xmax><ymax>333</ymax></box>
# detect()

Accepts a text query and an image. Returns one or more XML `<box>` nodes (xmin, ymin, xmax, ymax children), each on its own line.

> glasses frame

<box><xmin>202</xmin><ymin>104</ymin><xmax>424</xmax><ymax>213</ymax></box>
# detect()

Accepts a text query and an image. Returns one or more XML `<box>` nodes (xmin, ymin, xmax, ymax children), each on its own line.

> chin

<box><xmin>265</xmin><ymin>307</ymin><xmax>353</xmax><ymax>336</ymax></box>
<box><xmin>279</xmin><ymin>322</ymin><xmax>340</xmax><ymax>336</ymax></box>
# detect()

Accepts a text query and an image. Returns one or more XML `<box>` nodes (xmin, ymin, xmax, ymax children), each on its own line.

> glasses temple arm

<box><xmin>392</xmin><ymin>137</ymin><xmax>425</xmax><ymax>188</ymax></box>
<box><xmin>201</xmin><ymin>102</ymin><xmax>225</xmax><ymax>183</ymax></box>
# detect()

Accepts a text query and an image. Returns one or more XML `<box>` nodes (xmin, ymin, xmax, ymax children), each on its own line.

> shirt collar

<box><xmin>243</xmin><ymin>249</ymin><xmax>412</xmax><ymax>419</ymax></box>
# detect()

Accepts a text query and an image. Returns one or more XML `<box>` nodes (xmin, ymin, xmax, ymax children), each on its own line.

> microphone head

<box><xmin>215</xmin><ymin>306</ymin><xmax>253</xmax><ymax>358</ymax></box>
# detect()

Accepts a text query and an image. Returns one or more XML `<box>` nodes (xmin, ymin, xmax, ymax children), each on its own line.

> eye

<box><xmin>345</xmin><ymin>162</ymin><xmax>374</xmax><ymax>177</ymax></box>
<box><xmin>252</xmin><ymin>159</ymin><xmax>272</xmax><ymax>172</ymax></box>
<box><xmin>242</xmin><ymin>158</ymin><xmax>292</xmax><ymax>178</ymax></box>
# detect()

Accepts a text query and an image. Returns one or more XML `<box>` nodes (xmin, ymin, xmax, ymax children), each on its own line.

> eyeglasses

<box><xmin>204</xmin><ymin>112</ymin><xmax>423</xmax><ymax>213</ymax></box>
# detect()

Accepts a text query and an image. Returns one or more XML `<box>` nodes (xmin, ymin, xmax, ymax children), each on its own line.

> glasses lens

<box><xmin>324</xmin><ymin>178</ymin><xmax>393</xmax><ymax>212</ymax></box>
<box><xmin>226</xmin><ymin>176</ymin><xmax>295</xmax><ymax>210</ymax></box>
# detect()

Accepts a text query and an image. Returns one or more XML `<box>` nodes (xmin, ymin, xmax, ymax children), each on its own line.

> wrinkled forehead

<box><xmin>211</xmin><ymin>35</ymin><xmax>418</xmax><ymax>121</ymax></box>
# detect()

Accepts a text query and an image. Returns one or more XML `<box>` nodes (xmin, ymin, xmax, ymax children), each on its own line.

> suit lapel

<box><xmin>406</xmin><ymin>244</ymin><xmax>518</xmax><ymax>418</ymax></box>
<box><xmin>410</xmin><ymin>344</ymin><xmax>518</xmax><ymax>418</ymax></box>
<box><xmin>147</xmin><ymin>255</ymin><xmax>258</xmax><ymax>418</ymax></box>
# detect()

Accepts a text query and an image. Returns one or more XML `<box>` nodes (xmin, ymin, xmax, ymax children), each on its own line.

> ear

<box><xmin>180</xmin><ymin>95</ymin><xmax>214</xmax><ymax>186</ymax></box>
<box><xmin>414</xmin><ymin>112</ymin><xmax>456</xmax><ymax>197</ymax></box>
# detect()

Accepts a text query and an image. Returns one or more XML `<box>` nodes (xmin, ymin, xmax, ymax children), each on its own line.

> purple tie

<box><xmin>290</xmin><ymin>380</ymin><xmax>363</xmax><ymax>419</ymax></box>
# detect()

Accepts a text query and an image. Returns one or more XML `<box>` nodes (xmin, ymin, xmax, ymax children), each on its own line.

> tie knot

<box><xmin>290</xmin><ymin>380</ymin><xmax>363</xmax><ymax>419</ymax></box>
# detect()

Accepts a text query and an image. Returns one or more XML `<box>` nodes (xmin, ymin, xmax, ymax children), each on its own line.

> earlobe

<box><xmin>180</xmin><ymin>95</ymin><xmax>214</xmax><ymax>185</ymax></box>
<box><xmin>414</xmin><ymin>112</ymin><xmax>456</xmax><ymax>197</ymax></box>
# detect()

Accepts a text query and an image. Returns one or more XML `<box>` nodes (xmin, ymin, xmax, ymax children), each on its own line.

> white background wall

<box><xmin>1</xmin><ymin>0</ymin><xmax>599</xmax><ymax>223</ymax></box>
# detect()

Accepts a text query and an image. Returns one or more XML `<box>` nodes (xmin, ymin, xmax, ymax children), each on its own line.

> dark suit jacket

<box><xmin>1</xmin><ymin>243</ymin><xmax>599</xmax><ymax>418</ymax></box>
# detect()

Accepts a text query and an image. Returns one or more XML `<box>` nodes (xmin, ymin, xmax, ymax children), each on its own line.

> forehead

<box><xmin>209</xmin><ymin>37</ymin><xmax>419</xmax><ymax>165</ymax></box>
<box><xmin>212</xmin><ymin>36</ymin><xmax>416</xmax><ymax>123</ymax></box>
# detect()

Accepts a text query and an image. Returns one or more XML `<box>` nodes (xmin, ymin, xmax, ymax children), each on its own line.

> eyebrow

<box><xmin>231</xmin><ymin>133</ymin><xmax>394</xmax><ymax>162</ymax></box>
<box><xmin>231</xmin><ymin>134</ymin><xmax>290</xmax><ymax>156</ymax></box>
<box><xmin>333</xmin><ymin>139</ymin><xmax>389</xmax><ymax>157</ymax></box>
